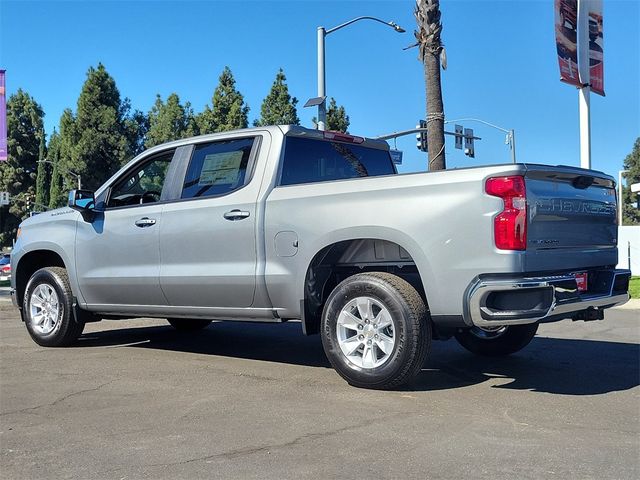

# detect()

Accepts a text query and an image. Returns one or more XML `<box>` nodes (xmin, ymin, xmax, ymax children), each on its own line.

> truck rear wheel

<box><xmin>167</xmin><ymin>318</ymin><xmax>212</xmax><ymax>331</ymax></box>
<box><xmin>23</xmin><ymin>267</ymin><xmax>85</xmax><ymax>347</ymax></box>
<box><xmin>321</xmin><ymin>272</ymin><xmax>430</xmax><ymax>390</ymax></box>
<box><xmin>454</xmin><ymin>324</ymin><xmax>538</xmax><ymax>357</ymax></box>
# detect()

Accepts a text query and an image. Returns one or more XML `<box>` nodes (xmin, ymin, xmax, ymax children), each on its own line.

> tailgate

<box><xmin>523</xmin><ymin>164</ymin><xmax>618</xmax><ymax>271</ymax></box>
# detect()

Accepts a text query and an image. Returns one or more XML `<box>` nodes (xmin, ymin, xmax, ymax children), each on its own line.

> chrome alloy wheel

<box><xmin>469</xmin><ymin>325</ymin><xmax>508</xmax><ymax>340</ymax></box>
<box><xmin>29</xmin><ymin>284</ymin><xmax>61</xmax><ymax>335</ymax></box>
<box><xmin>336</xmin><ymin>296</ymin><xmax>396</xmax><ymax>369</ymax></box>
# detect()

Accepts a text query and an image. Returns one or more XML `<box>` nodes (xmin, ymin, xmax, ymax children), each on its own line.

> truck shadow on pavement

<box><xmin>77</xmin><ymin>321</ymin><xmax>639</xmax><ymax>396</ymax></box>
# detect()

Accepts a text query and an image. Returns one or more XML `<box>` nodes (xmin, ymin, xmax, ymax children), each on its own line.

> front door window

<box><xmin>107</xmin><ymin>151</ymin><xmax>174</xmax><ymax>208</ymax></box>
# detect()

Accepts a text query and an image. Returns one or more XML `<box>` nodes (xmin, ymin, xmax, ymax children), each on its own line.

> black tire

<box><xmin>321</xmin><ymin>272</ymin><xmax>430</xmax><ymax>390</ymax></box>
<box><xmin>23</xmin><ymin>267</ymin><xmax>84</xmax><ymax>347</ymax></box>
<box><xmin>454</xmin><ymin>323</ymin><xmax>539</xmax><ymax>357</ymax></box>
<box><xmin>167</xmin><ymin>318</ymin><xmax>212</xmax><ymax>331</ymax></box>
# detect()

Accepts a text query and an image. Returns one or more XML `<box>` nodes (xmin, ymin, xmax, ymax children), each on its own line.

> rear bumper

<box><xmin>465</xmin><ymin>269</ymin><xmax>631</xmax><ymax>328</ymax></box>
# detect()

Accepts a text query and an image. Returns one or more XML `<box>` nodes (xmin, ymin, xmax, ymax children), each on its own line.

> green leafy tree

<box><xmin>118</xmin><ymin>95</ymin><xmax>148</xmax><ymax>159</ymax></box>
<box><xmin>254</xmin><ymin>69</ymin><xmax>300</xmax><ymax>126</ymax></box>
<box><xmin>622</xmin><ymin>137</ymin><xmax>640</xmax><ymax>225</ymax></box>
<box><xmin>326</xmin><ymin>98</ymin><xmax>350</xmax><ymax>133</ymax></box>
<box><xmin>59</xmin><ymin>63</ymin><xmax>141</xmax><ymax>193</ymax></box>
<box><xmin>49</xmin><ymin>109</ymin><xmax>79</xmax><ymax>208</ymax></box>
<box><xmin>123</xmin><ymin>105</ymin><xmax>149</xmax><ymax>157</ymax></box>
<box><xmin>145</xmin><ymin>93</ymin><xmax>197</xmax><ymax>148</ymax></box>
<box><xmin>47</xmin><ymin>130</ymin><xmax>65</xmax><ymax>209</ymax></box>
<box><xmin>313</xmin><ymin>98</ymin><xmax>350</xmax><ymax>133</ymax></box>
<box><xmin>197</xmin><ymin>67</ymin><xmax>249</xmax><ymax>133</ymax></box>
<box><xmin>0</xmin><ymin>89</ymin><xmax>44</xmax><ymax>246</ymax></box>
<box><xmin>34</xmin><ymin>130</ymin><xmax>49</xmax><ymax>209</ymax></box>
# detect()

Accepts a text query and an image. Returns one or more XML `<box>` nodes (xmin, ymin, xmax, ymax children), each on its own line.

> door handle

<box><xmin>223</xmin><ymin>210</ymin><xmax>250</xmax><ymax>221</ymax></box>
<box><xmin>135</xmin><ymin>217</ymin><xmax>156</xmax><ymax>227</ymax></box>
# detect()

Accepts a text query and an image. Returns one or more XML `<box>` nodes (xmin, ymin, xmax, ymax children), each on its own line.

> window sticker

<box><xmin>198</xmin><ymin>151</ymin><xmax>244</xmax><ymax>187</ymax></box>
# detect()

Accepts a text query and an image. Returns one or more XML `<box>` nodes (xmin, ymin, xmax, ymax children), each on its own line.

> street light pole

<box><xmin>446</xmin><ymin>118</ymin><xmax>517</xmax><ymax>163</ymax></box>
<box><xmin>314</xmin><ymin>16</ymin><xmax>405</xmax><ymax>131</ymax></box>
<box><xmin>508</xmin><ymin>129</ymin><xmax>516</xmax><ymax>165</ymax></box>
<box><xmin>38</xmin><ymin>159</ymin><xmax>81</xmax><ymax>190</ymax></box>
<box><xmin>317</xmin><ymin>27</ymin><xmax>327</xmax><ymax>131</ymax></box>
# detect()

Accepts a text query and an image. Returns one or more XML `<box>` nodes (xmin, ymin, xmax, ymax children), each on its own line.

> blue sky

<box><xmin>1</xmin><ymin>0</ymin><xmax>638</xmax><ymax>180</ymax></box>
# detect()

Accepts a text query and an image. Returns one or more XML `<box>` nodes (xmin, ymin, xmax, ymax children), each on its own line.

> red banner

<box><xmin>588</xmin><ymin>0</ymin><xmax>605</xmax><ymax>96</ymax></box>
<box><xmin>0</xmin><ymin>70</ymin><xmax>6</xmax><ymax>161</ymax></box>
<box><xmin>555</xmin><ymin>0</ymin><xmax>581</xmax><ymax>87</ymax></box>
<box><xmin>555</xmin><ymin>0</ymin><xmax>604</xmax><ymax>96</ymax></box>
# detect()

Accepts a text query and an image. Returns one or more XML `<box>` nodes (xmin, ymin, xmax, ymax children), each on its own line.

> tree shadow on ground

<box><xmin>77</xmin><ymin>321</ymin><xmax>639</xmax><ymax>395</ymax></box>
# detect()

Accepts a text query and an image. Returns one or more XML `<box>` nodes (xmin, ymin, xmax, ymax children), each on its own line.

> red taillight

<box><xmin>486</xmin><ymin>175</ymin><xmax>527</xmax><ymax>250</ymax></box>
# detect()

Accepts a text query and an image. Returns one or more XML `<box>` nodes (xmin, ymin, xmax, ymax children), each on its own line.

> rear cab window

<box><xmin>279</xmin><ymin>137</ymin><xmax>395</xmax><ymax>186</ymax></box>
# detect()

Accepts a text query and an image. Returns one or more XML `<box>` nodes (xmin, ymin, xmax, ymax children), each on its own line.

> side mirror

<box><xmin>68</xmin><ymin>189</ymin><xmax>96</xmax><ymax>222</ymax></box>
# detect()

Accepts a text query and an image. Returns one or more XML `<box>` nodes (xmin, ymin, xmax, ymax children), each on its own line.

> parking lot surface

<box><xmin>1</xmin><ymin>298</ymin><xmax>638</xmax><ymax>479</ymax></box>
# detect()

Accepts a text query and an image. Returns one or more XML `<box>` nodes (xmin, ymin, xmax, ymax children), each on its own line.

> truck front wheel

<box><xmin>23</xmin><ymin>267</ymin><xmax>85</xmax><ymax>347</ymax></box>
<box><xmin>321</xmin><ymin>272</ymin><xmax>430</xmax><ymax>390</ymax></box>
<box><xmin>454</xmin><ymin>324</ymin><xmax>538</xmax><ymax>357</ymax></box>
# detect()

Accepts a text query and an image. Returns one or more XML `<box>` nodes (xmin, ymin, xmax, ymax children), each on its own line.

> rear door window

<box><xmin>181</xmin><ymin>137</ymin><xmax>255</xmax><ymax>199</ymax></box>
<box><xmin>280</xmin><ymin>137</ymin><xmax>395</xmax><ymax>186</ymax></box>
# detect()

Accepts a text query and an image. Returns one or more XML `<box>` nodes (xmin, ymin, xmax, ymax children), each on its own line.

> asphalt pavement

<box><xmin>0</xmin><ymin>292</ymin><xmax>638</xmax><ymax>479</ymax></box>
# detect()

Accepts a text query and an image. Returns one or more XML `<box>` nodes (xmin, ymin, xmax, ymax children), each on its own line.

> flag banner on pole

<box><xmin>588</xmin><ymin>0</ymin><xmax>604</xmax><ymax>96</ymax></box>
<box><xmin>555</xmin><ymin>0</ymin><xmax>581</xmax><ymax>87</ymax></box>
<box><xmin>0</xmin><ymin>70</ymin><xmax>6</xmax><ymax>161</ymax></box>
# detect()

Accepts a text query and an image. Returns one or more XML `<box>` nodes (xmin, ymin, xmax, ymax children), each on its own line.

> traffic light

<box><xmin>464</xmin><ymin>128</ymin><xmax>475</xmax><ymax>158</ymax></box>
<box><xmin>416</xmin><ymin>120</ymin><xmax>428</xmax><ymax>152</ymax></box>
<box><xmin>454</xmin><ymin>125</ymin><xmax>463</xmax><ymax>150</ymax></box>
<box><xmin>26</xmin><ymin>194</ymin><xmax>32</xmax><ymax>210</ymax></box>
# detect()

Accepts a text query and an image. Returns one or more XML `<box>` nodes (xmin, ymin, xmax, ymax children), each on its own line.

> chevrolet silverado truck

<box><xmin>10</xmin><ymin>126</ymin><xmax>631</xmax><ymax>389</ymax></box>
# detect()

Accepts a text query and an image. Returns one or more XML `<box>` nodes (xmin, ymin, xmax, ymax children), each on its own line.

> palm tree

<box><xmin>414</xmin><ymin>0</ymin><xmax>446</xmax><ymax>171</ymax></box>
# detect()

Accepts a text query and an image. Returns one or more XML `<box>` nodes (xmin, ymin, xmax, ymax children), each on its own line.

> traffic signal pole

<box><xmin>376</xmin><ymin>127</ymin><xmax>481</xmax><ymax>142</ymax></box>
<box><xmin>445</xmin><ymin>118</ymin><xmax>516</xmax><ymax>163</ymax></box>
<box><xmin>376</xmin><ymin>126</ymin><xmax>481</xmax><ymax>160</ymax></box>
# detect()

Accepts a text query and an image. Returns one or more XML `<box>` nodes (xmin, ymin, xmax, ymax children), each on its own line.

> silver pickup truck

<box><xmin>10</xmin><ymin>125</ymin><xmax>631</xmax><ymax>389</ymax></box>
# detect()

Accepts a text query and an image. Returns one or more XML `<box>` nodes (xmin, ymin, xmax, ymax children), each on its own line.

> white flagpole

<box><xmin>577</xmin><ymin>0</ymin><xmax>592</xmax><ymax>170</ymax></box>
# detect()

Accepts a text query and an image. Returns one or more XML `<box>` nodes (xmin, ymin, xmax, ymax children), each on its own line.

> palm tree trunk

<box><xmin>415</xmin><ymin>0</ymin><xmax>446</xmax><ymax>171</ymax></box>
<box><xmin>424</xmin><ymin>51</ymin><xmax>445</xmax><ymax>171</ymax></box>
